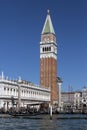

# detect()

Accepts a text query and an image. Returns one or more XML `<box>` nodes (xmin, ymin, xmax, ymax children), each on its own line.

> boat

<box><xmin>9</xmin><ymin>112</ymin><xmax>41</xmax><ymax>118</ymax></box>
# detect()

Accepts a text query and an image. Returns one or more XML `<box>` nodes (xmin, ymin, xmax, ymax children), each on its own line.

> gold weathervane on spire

<box><xmin>47</xmin><ymin>9</ymin><xmax>50</xmax><ymax>14</ymax></box>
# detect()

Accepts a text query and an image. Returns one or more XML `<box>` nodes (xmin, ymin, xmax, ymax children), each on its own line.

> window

<box><xmin>47</xmin><ymin>47</ymin><xmax>49</xmax><ymax>51</ymax></box>
<box><xmin>4</xmin><ymin>87</ymin><xmax>6</xmax><ymax>91</ymax></box>
<box><xmin>43</xmin><ymin>47</ymin><xmax>44</xmax><ymax>52</ymax></box>
<box><xmin>49</xmin><ymin>47</ymin><xmax>51</xmax><ymax>51</ymax></box>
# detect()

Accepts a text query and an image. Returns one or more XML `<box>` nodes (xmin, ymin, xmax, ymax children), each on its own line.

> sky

<box><xmin>0</xmin><ymin>0</ymin><xmax>87</xmax><ymax>92</ymax></box>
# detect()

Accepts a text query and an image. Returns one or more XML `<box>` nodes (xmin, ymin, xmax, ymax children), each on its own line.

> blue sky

<box><xmin>0</xmin><ymin>0</ymin><xmax>87</xmax><ymax>92</ymax></box>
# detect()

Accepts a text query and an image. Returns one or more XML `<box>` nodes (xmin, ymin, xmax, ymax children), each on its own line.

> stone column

<box><xmin>58</xmin><ymin>83</ymin><xmax>62</xmax><ymax>109</ymax></box>
<box><xmin>57</xmin><ymin>77</ymin><xmax>63</xmax><ymax>111</ymax></box>
<box><xmin>17</xmin><ymin>77</ymin><xmax>21</xmax><ymax>112</ymax></box>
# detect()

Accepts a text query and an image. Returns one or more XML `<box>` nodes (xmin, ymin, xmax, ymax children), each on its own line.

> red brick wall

<box><xmin>40</xmin><ymin>57</ymin><xmax>58</xmax><ymax>105</ymax></box>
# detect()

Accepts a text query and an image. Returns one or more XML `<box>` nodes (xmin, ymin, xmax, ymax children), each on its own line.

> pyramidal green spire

<box><xmin>42</xmin><ymin>10</ymin><xmax>55</xmax><ymax>34</ymax></box>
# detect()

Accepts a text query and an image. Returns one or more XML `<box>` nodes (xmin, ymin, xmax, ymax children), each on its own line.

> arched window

<box><xmin>47</xmin><ymin>47</ymin><xmax>49</xmax><ymax>51</ymax></box>
<box><xmin>49</xmin><ymin>47</ymin><xmax>51</xmax><ymax>51</ymax></box>
<box><xmin>43</xmin><ymin>47</ymin><xmax>44</xmax><ymax>52</ymax></box>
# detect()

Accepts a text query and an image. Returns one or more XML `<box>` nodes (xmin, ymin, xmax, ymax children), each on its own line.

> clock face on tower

<box><xmin>42</xmin><ymin>33</ymin><xmax>56</xmax><ymax>44</ymax></box>
<box><xmin>44</xmin><ymin>37</ymin><xmax>50</xmax><ymax>43</ymax></box>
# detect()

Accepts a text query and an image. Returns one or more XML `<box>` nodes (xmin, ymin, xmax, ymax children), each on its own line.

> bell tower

<box><xmin>40</xmin><ymin>10</ymin><xmax>58</xmax><ymax>105</ymax></box>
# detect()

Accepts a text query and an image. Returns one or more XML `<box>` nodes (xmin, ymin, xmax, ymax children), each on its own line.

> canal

<box><xmin>0</xmin><ymin>114</ymin><xmax>87</xmax><ymax>130</ymax></box>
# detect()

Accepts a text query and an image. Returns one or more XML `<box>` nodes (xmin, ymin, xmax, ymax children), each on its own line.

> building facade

<box><xmin>82</xmin><ymin>87</ymin><xmax>87</xmax><ymax>107</ymax></box>
<box><xmin>61</xmin><ymin>92</ymin><xmax>74</xmax><ymax>106</ymax></box>
<box><xmin>74</xmin><ymin>91</ymin><xmax>82</xmax><ymax>110</ymax></box>
<box><xmin>40</xmin><ymin>10</ymin><xmax>58</xmax><ymax>105</ymax></box>
<box><xmin>61</xmin><ymin>91</ymin><xmax>82</xmax><ymax>112</ymax></box>
<box><xmin>0</xmin><ymin>72</ymin><xmax>50</xmax><ymax>111</ymax></box>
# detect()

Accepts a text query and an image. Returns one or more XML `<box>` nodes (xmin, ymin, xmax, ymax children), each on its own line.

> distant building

<box><xmin>74</xmin><ymin>91</ymin><xmax>82</xmax><ymax>110</ymax></box>
<box><xmin>61</xmin><ymin>88</ymin><xmax>87</xmax><ymax>112</ymax></box>
<box><xmin>82</xmin><ymin>86</ymin><xmax>87</xmax><ymax>107</ymax></box>
<box><xmin>61</xmin><ymin>92</ymin><xmax>74</xmax><ymax>107</ymax></box>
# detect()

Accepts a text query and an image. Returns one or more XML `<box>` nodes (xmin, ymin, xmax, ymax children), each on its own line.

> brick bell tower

<box><xmin>40</xmin><ymin>10</ymin><xmax>58</xmax><ymax>105</ymax></box>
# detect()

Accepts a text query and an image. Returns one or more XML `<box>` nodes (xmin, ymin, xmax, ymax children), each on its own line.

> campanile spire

<box><xmin>42</xmin><ymin>10</ymin><xmax>55</xmax><ymax>35</ymax></box>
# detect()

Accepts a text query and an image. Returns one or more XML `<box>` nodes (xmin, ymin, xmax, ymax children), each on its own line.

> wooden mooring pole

<box><xmin>50</xmin><ymin>105</ymin><xmax>52</xmax><ymax>120</ymax></box>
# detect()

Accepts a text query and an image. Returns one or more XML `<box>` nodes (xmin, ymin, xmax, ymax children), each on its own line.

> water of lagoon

<box><xmin>0</xmin><ymin>114</ymin><xmax>87</xmax><ymax>130</ymax></box>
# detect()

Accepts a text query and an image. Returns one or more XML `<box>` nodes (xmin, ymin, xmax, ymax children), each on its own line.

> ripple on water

<box><xmin>0</xmin><ymin>115</ymin><xmax>87</xmax><ymax>130</ymax></box>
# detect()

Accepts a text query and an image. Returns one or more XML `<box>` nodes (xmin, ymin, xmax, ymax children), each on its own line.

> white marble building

<box><xmin>74</xmin><ymin>91</ymin><xmax>82</xmax><ymax>109</ymax></box>
<box><xmin>0</xmin><ymin>72</ymin><xmax>50</xmax><ymax>111</ymax></box>
<box><xmin>82</xmin><ymin>86</ymin><xmax>87</xmax><ymax>106</ymax></box>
